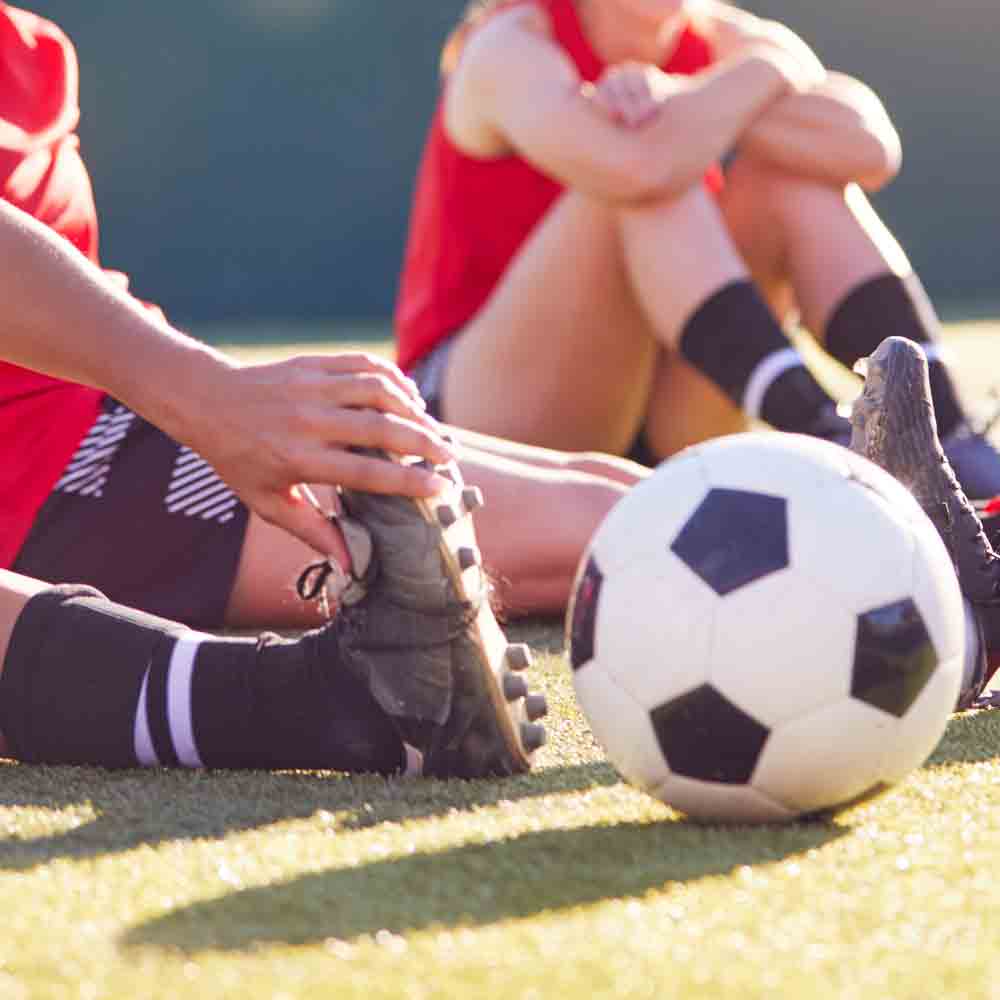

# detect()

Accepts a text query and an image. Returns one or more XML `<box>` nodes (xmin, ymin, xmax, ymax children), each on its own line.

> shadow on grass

<box><xmin>122</xmin><ymin>817</ymin><xmax>846</xmax><ymax>953</ymax></box>
<box><xmin>927</xmin><ymin>707</ymin><xmax>1000</xmax><ymax>766</ymax></box>
<box><xmin>0</xmin><ymin>759</ymin><xmax>616</xmax><ymax>873</ymax></box>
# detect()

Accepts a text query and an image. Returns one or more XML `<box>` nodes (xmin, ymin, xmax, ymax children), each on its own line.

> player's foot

<box><xmin>942</xmin><ymin>424</ymin><xmax>1000</xmax><ymax>502</ymax></box>
<box><xmin>850</xmin><ymin>336</ymin><xmax>1000</xmax><ymax>709</ymax></box>
<box><xmin>803</xmin><ymin>403</ymin><xmax>853</xmax><ymax>448</ymax></box>
<box><xmin>298</xmin><ymin>448</ymin><xmax>548</xmax><ymax>778</ymax></box>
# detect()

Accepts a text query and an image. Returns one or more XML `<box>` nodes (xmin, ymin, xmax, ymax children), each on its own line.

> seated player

<box><xmin>0</xmin><ymin>1</ymin><xmax>643</xmax><ymax>632</ymax></box>
<box><xmin>396</xmin><ymin>0</ymin><xmax>1000</xmax><ymax>498</ymax></box>
<box><xmin>0</xmin><ymin>194</ymin><xmax>554</xmax><ymax>778</ymax></box>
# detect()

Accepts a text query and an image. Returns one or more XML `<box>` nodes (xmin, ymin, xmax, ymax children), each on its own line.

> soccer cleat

<box><xmin>804</xmin><ymin>403</ymin><xmax>853</xmax><ymax>448</ymax></box>
<box><xmin>298</xmin><ymin>448</ymin><xmax>547</xmax><ymax>778</ymax></box>
<box><xmin>850</xmin><ymin>336</ymin><xmax>1000</xmax><ymax>709</ymax></box>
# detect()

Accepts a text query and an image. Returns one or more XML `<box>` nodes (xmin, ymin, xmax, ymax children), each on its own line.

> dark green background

<box><xmin>26</xmin><ymin>2</ymin><xmax>1000</xmax><ymax>324</ymax></box>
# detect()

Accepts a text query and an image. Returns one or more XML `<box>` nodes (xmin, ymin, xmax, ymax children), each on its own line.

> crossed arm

<box><xmin>0</xmin><ymin>199</ymin><xmax>453</xmax><ymax>555</ymax></box>
<box><xmin>704</xmin><ymin>2</ymin><xmax>901</xmax><ymax>190</ymax></box>
<box><xmin>445</xmin><ymin>1</ymin><xmax>900</xmax><ymax>199</ymax></box>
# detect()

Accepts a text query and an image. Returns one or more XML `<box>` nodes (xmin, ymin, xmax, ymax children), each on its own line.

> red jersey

<box><xmin>395</xmin><ymin>0</ymin><xmax>719</xmax><ymax>371</ymax></box>
<box><xmin>0</xmin><ymin>5</ymin><xmax>104</xmax><ymax>568</ymax></box>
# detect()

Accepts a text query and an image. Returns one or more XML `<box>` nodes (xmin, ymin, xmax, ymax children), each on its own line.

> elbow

<box><xmin>858</xmin><ymin>129</ymin><xmax>902</xmax><ymax>192</ymax></box>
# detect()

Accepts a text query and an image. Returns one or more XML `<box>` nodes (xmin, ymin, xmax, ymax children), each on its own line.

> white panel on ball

<box><xmin>588</xmin><ymin>451</ymin><xmax>710</xmax><ymax>577</ymax></box>
<box><xmin>786</xmin><ymin>469</ymin><xmax>916</xmax><ymax>612</ymax></box>
<box><xmin>879</xmin><ymin>659</ymin><xmax>961</xmax><ymax>782</ymax></box>
<box><xmin>694</xmin><ymin>432</ymin><xmax>852</xmax><ymax>495</ymax></box>
<box><xmin>751</xmin><ymin>698</ymin><xmax>897</xmax><ymax>814</ymax></box>
<box><xmin>707</xmin><ymin>574</ymin><xmax>857</xmax><ymax>727</ymax></box>
<box><xmin>655</xmin><ymin>773</ymin><xmax>795</xmax><ymax>824</ymax></box>
<box><xmin>597</xmin><ymin>557</ymin><xmax>716</xmax><ymax>709</ymax></box>
<box><xmin>573</xmin><ymin>660</ymin><xmax>671</xmax><ymax>791</ymax></box>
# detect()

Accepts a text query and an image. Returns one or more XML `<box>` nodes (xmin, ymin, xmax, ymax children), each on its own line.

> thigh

<box><xmin>442</xmin><ymin>192</ymin><xmax>659</xmax><ymax>455</ymax></box>
<box><xmin>13</xmin><ymin>401</ymin><xmax>250</xmax><ymax>629</ymax></box>
<box><xmin>641</xmin><ymin>350</ymin><xmax>753</xmax><ymax>459</ymax></box>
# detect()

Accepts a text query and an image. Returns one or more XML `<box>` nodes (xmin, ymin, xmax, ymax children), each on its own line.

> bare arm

<box><xmin>444</xmin><ymin>5</ymin><xmax>807</xmax><ymax>203</ymax></box>
<box><xmin>0</xmin><ymin>200</ymin><xmax>453</xmax><ymax>554</ymax></box>
<box><xmin>702</xmin><ymin>3</ymin><xmax>901</xmax><ymax>189</ymax></box>
<box><xmin>737</xmin><ymin>75</ymin><xmax>901</xmax><ymax>190</ymax></box>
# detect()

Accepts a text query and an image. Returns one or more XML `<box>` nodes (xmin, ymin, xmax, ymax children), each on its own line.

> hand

<box><xmin>166</xmin><ymin>352</ymin><xmax>456</xmax><ymax>555</ymax></box>
<box><xmin>587</xmin><ymin>63</ymin><xmax>685</xmax><ymax>128</ymax></box>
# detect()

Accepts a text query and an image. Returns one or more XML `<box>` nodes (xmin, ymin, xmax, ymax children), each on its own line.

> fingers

<box><xmin>592</xmin><ymin>66</ymin><xmax>662</xmax><ymax>128</ymax></box>
<box><xmin>316</xmin><ymin>409</ymin><xmax>455</xmax><ymax>466</ymax></box>
<box><xmin>318</xmin><ymin>450</ymin><xmax>451</xmax><ymax>498</ymax></box>
<box><xmin>317</xmin><ymin>371</ymin><xmax>431</xmax><ymax>425</ymax></box>
<box><xmin>302</xmin><ymin>352</ymin><xmax>424</xmax><ymax>404</ymax></box>
<box><xmin>252</xmin><ymin>488</ymin><xmax>347</xmax><ymax>556</ymax></box>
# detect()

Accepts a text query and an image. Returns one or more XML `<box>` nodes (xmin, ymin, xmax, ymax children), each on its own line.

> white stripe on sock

<box><xmin>133</xmin><ymin>669</ymin><xmax>159</xmax><ymax>767</ymax></box>
<box><xmin>167</xmin><ymin>633</ymin><xmax>207</xmax><ymax>768</ymax></box>
<box><xmin>742</xmin><ymin>347</ymin><xmax>803</xmax><ymax>420</ymax></box>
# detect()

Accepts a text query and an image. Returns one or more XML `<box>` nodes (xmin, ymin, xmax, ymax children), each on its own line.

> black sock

<box><xmin>824</xmin><ymin>273</ymin><xmax>965</xmax><ymax>438</ymax></box>
<box><xmin>678</xmin><ymin>281</ymin><xmax>837</xmax><ymax>432</ymax></box>
<box><xmin>0</xmin><ymin>585</ymin><xmax>404</xmax><ymax>774</ymax></box>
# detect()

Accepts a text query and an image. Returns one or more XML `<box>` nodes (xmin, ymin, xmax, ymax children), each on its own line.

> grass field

<box><xmin>6</xmin><ymin>320</ymin><xmax>1000</xmax><ymax>999</ymax></box>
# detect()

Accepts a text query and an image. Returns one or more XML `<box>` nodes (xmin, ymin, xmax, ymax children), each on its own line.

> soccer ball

<box><xmin>568</xmin><ymin>432</ymin><xmax>965</xmax><ymax>823</ymax></box>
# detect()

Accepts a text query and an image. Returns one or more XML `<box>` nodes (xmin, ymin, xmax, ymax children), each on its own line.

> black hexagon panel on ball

<box><xmin>671</xmin><ymin>488</ymin><xmax>789</xmax><ymax>596</ymax></box>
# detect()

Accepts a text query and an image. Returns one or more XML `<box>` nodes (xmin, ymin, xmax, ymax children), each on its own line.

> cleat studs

<box><xmin>525</xmin><ymin>693</ymin><xmax>548</xmax><ymax>721</ymax></box>
<box><xmin>462</xmin><ymin>486</ymin><xmax>485</xmax><ymax>512</ymax></box>
<box><xmin>437</xmin><ymin>505</ymin><xmax>459</xmax><ymax>528</ymax></box>
<box><xmin>521</xmin><ymin>722</ymin><xmax>546</xmax><ymax>753</ymax></box>
<box><xmin>457</xmin><ymin>546</ymin><xmax>480</xmax><ymax>571</ymax></box>
<box><xmin>502</xmin><ymin>671</ymin><xmax>529</xmax><ymax>702</ymax></box>
<box><xmin>504</xmin><ymin>643</ymin><xmax>532</xmax><ymax>672</ymax></box>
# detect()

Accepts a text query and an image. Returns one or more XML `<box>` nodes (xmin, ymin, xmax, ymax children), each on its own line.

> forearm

<box><xmin>0</xmin><ymin>199</ymin><xmax>234</xmax><ymax>442</ymax></box>
<box><xmin>631</xmin><ymin>53</ymin><xmax>794</xmax><ymax>199</ymax></box>
<box><xmin>734</xmin><ymin>76</ymin><xmax>902</xmax><ymax>190</ymax></box>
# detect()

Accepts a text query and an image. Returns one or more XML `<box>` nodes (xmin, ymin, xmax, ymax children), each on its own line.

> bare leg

<box><xmin>225</xmin><ymin>439</ymin><xmax>644</xmax><ymax>627</ymax></box>
<box><xmin>641</xmin><ymin>352</ymin><xmax>753</xmax><ymax>458</ymax></box>
<box><xmin>443</xmin><ymin>184</ymin><xmax>748</xmax><ymax>454</ymax></box>
<box><xmin>224</xmin><ymin>484</ymin><xmax>345</xmax><ymax>629</ymax></box>
<box><xmin>719</xmin><ymin>156</ymin><xmax>912</xmax><ymax>339</ymax></box>
<box><xmin>456</xmin><ymin>441</ymin><xmax>643</xmax><ymax>616</ymax></box>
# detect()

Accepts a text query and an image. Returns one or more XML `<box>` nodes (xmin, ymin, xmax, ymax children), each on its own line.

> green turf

<box><xmin>5</xmin><ymin>321</ymin><xmax>1000</xmax><ymax>999</ymax></box>
<box><xmin>4</xmin><ymin>634</ymin><xmax>1000</xmax><ymax>1000</ymax></box>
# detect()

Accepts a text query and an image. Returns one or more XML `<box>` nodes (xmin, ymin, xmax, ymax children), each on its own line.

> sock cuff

<box><xmin>742</xmin><ymin>347</ymin><xmax>803</xmax><ymax>420</ymax></box>
<box><xmin>678</xmin><ymin>280</ymin><xmax>791</xmax><ymax>403</ymax></box>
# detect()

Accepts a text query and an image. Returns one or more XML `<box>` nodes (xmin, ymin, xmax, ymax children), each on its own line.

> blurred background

<box><xmin>27</xmin><ymin>1</ymin><xmax>1000</xmax><ymax>330</ymax></box>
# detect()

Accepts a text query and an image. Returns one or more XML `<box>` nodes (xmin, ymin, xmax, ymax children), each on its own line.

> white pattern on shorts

<box><xmin>165</xmin><ymin>447</ymin><xmax>239</xmax><ymax>523</ymax></box>
<box><xmin>54</xmin><ymin>404</ymin><xmax>136</xmax><ymax>498</ymax></box>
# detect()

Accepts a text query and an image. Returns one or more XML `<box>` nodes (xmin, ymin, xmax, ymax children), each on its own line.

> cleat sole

<box><xmin>504</xmin><ymin>643</ymin><xmax>532</xmax><ymax>672</ymax></box>
<box><xmin>521</xmin><ymin>722</ymin><xmax>546</xmax><ymax>752</ymax></box>
<box><xmin>502</xmin><ymin>671</ymin><xmax>529</xmax><ymax>702</ymax></box>
<box><xmin>525</xmin><ymin>692</ymin><xmax>548</xmax><ymax>721</ymax></box>
<box><xmin>411</xmin><ymin>460</ymin><xmax>543</xmax><ymax>776</ymax></box>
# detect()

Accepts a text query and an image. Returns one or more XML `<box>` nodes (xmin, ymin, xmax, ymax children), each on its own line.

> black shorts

<box><xmin>13</xmin><ymin>398</ymin><xmax>250</xmax><ymax>628</ymax></box>
<box><xmin>409</xmin><ymin>337</ymin><xmax>659</xmax><ymax>467</ymax></box>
